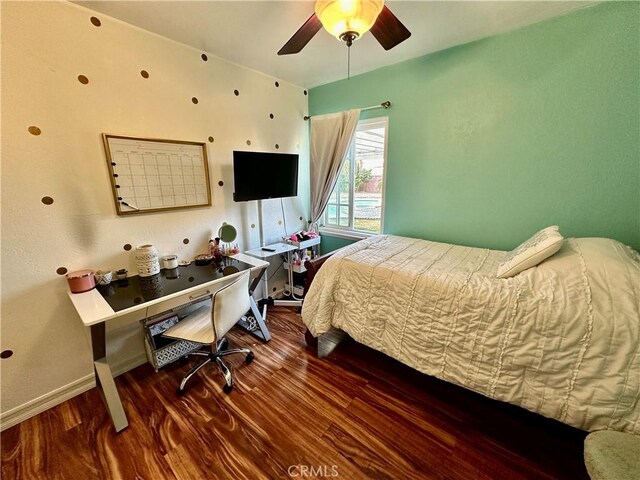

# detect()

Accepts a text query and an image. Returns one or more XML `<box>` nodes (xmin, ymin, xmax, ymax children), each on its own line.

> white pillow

<box><xmin>497</xmin><ymin>226</ymin><xmax>564</xmax><ymax>278</ymax></box>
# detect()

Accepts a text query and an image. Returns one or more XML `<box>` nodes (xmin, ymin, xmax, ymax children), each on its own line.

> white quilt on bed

<box><xmin>302</xmin><ymin>235</ymin><xmax>640</xmax><ymax>433</ymax></box>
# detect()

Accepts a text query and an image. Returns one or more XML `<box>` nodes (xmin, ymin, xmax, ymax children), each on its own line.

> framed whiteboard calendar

<box><xmin>102</xmin><ymin>134</ymin><xmax>211</xmax><ymax>215</ymax></box>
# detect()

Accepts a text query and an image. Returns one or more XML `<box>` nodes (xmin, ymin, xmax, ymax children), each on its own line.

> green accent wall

<box><xmin>311</xmin><ymin>2</ymin><xmax>640</xmax><ymax>252</ymax></box>
<box><xmin>321</xmin><ymin>235</ymin><xmax>358</xmax><ymax>255</ymax></box>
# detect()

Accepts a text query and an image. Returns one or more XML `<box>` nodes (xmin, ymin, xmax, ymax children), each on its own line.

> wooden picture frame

<box><xmin>102</xmin><ymin>134</ymin><xmax>211</xmax><ymax>215</ymax></box>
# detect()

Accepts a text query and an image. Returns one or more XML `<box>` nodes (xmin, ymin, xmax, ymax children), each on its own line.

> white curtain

<box><xmin>309</xmin><ymin>109</ymin><xmax>361</xmax><ymax>232</ymax></box>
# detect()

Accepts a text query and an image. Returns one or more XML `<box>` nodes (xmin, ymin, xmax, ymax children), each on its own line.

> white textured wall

<box><xmin>0</xmin><ymin>1</ymin><xmax>309</xmax><ymax>418</ymax></box>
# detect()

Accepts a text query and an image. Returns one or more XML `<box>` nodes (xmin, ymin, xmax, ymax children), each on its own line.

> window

<box><xmin>323</xmin><ymin>117</ymin><xmax>387</xmax><ymax>236</ymax></box>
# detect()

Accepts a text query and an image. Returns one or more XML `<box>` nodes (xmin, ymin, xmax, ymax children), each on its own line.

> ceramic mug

<box><xmin>94</xmin><ymin>270</ymin><xmax>113</xmax><ymax>285</ymax></box>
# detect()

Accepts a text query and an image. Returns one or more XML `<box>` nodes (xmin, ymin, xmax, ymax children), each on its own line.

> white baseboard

<box><xmin>0</xmin><ymin>374</ymin><xmax>95</xmax><ymax>432</ymax></box>
<box><xmin>112</xmin><ymin>352</ymin><xmax>148</xmax><ymax>378</ymax></box>
<box><xmin>0</xmin><ymin>353</ymin><xmax>148</xmax><ymax>432</ymax></box>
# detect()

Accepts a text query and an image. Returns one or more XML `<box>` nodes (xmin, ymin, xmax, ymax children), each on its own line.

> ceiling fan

<box><xmin>278</xmin><ymin>0</ymin><xmax>411</xmax><ymax>55</ymax></box>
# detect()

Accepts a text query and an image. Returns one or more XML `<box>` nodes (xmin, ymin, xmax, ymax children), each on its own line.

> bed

<box><xmin>301</xmin><ymin>234</ymin><xmax>640</xmax><ymax>434</ymax></box>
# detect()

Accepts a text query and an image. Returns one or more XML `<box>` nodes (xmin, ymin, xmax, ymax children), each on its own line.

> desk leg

<box><xmin>249</xmin><ymin>297</ymin><xmax>271</xmax><ymax>342</ymax></box>
<box><xmin>236</xmin><ymin>266</ymin><xmax>271</xmax><ymax>342</ymax></box>
<box><xmin>90</xmin><ymin>323</ymin><xmax>129</xmax><ymax>432</ymax></box>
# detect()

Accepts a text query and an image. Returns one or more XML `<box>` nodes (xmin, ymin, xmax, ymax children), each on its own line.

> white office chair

<box><xmin>163</xmin><ymin>272</ymin><xmax>254</xmax><ymax>394</ymax></box>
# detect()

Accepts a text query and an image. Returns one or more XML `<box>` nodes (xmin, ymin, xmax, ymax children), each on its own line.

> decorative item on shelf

<box><xmin>134</xmin><ymin>244</ymin><xmax>160</xmax><ymax>277</ymax></box>
<box><xmin>94</xmin><ymin>270</ymin><xmax>113</xmax><ymax>285</ymax></box>
<box><xmin>139</xmin><ymin>273</ymin><xmax>163</xmax><ymax>300</ymax></box>
<box><xmin>178</xmin><ymin>260</ymin><xmax>191</xmax><ymax>267</ymax></box>
<box><xmin>288</xmin><ymin>230</ymin><xmax>319</xmax><ymax>243</ymax></box>
<box><xmin>195</xmin><ymin>253</ymin><xmax>213</xmax><ymax>266</ymax></box>
<box><xmin>115</xmin><ymin>268</ymin><xmax>128</xmax><ymax>280</ymax></box>
<box><xmin>161</xmin><ymin>255</ymin><xmax>178</xmax><ymax>270</ymax></box>
<box><xmin>209</xmin><ymin>237</ymin><xmax>223</xmax><ymax>262</ymax></box>
<box><xmin>67</xmin><ymin>270</ymin><xmax>96</xmax><ymax>293</ymax></box>
<box><xmin>218</xmin><ymin>224</ymin><xmax>238</xmax><ymax>255</ymax></box>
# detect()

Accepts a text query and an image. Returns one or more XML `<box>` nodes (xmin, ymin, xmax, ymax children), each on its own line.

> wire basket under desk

<box><xmin>144</xmin><ymin>335</ymin><xmax>202</xmax><ymax>371</ymax></box>
<box><xmin>141</xmin><ymin>299</ymin><xmax>209</xmax><ymax>371</ymax></box>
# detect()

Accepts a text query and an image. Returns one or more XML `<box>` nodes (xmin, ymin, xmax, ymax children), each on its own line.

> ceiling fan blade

<box><xmin>278</xmin><ymin>13</ymin><xmax>323</xmax><ymax>55</ymax></box>
<box><xmin>370</xmin><ymin>6</ymin><xmax>411</xmax><ymax>51</ymax></box>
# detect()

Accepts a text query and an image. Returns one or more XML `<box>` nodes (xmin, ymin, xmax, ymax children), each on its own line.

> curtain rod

<box><xmin>303</xmin><ymin>101</ymin><xmax>391</xmax><ymax>121</ymax></box>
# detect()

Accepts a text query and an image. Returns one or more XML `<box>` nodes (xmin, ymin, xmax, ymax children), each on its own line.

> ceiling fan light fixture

<box><xmin>315</xmin><ymin>0</ymin><xmax>384</xmax><ymax>42</ymax></box>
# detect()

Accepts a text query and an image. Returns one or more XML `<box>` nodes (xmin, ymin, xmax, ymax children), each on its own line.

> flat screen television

<box><xmin>233</xmin><ymin>151</ymin><xmax>299</xmax><ymax>202</ymax></box>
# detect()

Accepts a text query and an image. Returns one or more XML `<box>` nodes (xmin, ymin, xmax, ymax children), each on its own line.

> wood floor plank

<box><xmin>1</xmin><ymin>307</ymin><xmax>588</xmax><ymax>479</ymax></box>
<box><xmin>321</xmin><ymin>421</ymin><xmax>420</xmax><ymax>480</ymax></box>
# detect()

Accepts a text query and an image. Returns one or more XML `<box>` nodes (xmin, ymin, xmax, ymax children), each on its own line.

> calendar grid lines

<box><xmin>103</xmin><ymin>134</ymin><xmax>211</xmax><ymax>215</ymax></box>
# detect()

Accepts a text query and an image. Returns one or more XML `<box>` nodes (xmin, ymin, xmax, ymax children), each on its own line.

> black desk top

<box><xmin>97</xmin><ymin>257</ymin><xmax>254</xmax><ymax>312</ymax></box>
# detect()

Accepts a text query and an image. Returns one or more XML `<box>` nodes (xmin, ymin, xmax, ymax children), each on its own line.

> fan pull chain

<box><xmin>347</xmin><ymin>45</ymin><xmax>351</xmax><ymax>80</ymax></box>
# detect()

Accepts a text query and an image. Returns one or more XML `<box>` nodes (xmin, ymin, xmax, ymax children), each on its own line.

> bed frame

<box><xmin>302</xmin><ymin>252</ymin><xmax>337</xmax><ymax>353</ymax></box>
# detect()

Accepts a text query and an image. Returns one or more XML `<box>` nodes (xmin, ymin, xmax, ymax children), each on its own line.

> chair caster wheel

<box><xmin>176</xmin><ymin>388</ymin><xmax>186</xmax><ymax>397</ymax></box>
<box><xmin>246</xmin><ymin>352</ymin><xmax>255</xmax><ymax>364</ymax></box>
<box><xmin>223</xmin><ymin>383</ymin><xmax>233</xmax><ymax>394</ymax></box>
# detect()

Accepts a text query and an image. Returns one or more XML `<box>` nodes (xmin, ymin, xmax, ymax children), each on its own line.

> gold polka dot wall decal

<box><xmin>218</xmin><ymin>181</ymin><xmax>224</xmax><ymax>187</ymax></box>
<box><xmin>56</xmin><ymin>267</ymin><xmax>68</xmax><ymax>275</ymax></box>
<box><xmin>251</xmin><ymin>224</ymin><xmax>255</xmax><ymax>229</ymax></box>
<box><xmin>41</xmin><ymin>196</ymin><xmax>54</xmax><ymax>205</ymax></box>
<box><xmin>201</xmin><ymin>53</ymin><xmax>208</xmax><ymax>61</ymax></box>
<box><xmin>275</xmin><ymin>144</ymin><xmax>280</xmax><ymax>149</ymax></box>
<box><xmin>278</xmin><ymin>220</ymin><xmax>282</xmax><ymax>225</ymax></box>
<box><xmin>208</xmin><ymin>136</ymin><xmax>214</xmax><ymax>143</ymax></box>
<box><xmin>296</xmin><ymin>143</ymin><xmax>300</xmax><ymax>149</ymax></box>
<box><xmin>77</xmin><ymin>75</ymin><xmax>89</xmax><ymax>85</ymax></box>
<box><xmin>123</xmin><ymin>243</ymin><xmax>132</xmax><ymax>251</ymax></box>
<box><xmin>299</xmin><ymin>216</ymin><xmax>304</xmax><ymax>221</ymax></box>
<box><xmin>90</xmin><ymin>16</ymin><xmax>101</xmax><ymax>27</ymax></box>
<box><xmin>275</xmin><ymin>81</ymin><xmax>279</xmax><ymax>87</ymax></box>
<box><xmin>304</xmin><ymin>90</ymin><xmax>308</xmax><ymax>95</ymax></box>
<box><xmin>0</xmin><ymin>350</ymin><xmax>13</xmax><ymax>359</ymax></box>
<box><xmin>140</xmin><ymin>70</ymin><xmax>149</xmax><ymax>78</ymax></box>
<box><xmin>269</xmin><ymin>113</ymin><xmax>274</xmax><ymax>119</ymax></box>
<box><xmin>246</xmin><ymin>140</ymin><xmax>251</xmax><ymax>146</ymax></box>
<box><xmin>183</xmin><ymin>238</ymin><xmax>190</xmax><ymax>244</ymax></box>
<box><xmin>234</xmin><ymin>89</ymin><xmax>239</xmax><ymax>96</ymax></box>
<box><xmin>28</xmin><ymin>126</ymin><xmax>41</xmax><ymax>136</ymax></box>
<box><xmin>192</xmin><ymin>97</ymin><xmax>198</xmax><ymax>104</ymax></box>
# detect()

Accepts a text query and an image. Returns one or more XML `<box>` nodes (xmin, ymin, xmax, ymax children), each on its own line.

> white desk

<box><xmin>245</xmin><ymin>238</ymin><xmax>320</xmax><ymax>310</ymax></box>
<box><xmin>68</xmin><ymin>253</ymin><xmax>268</xmax><ymax>433</ymax></box>
<box><xmin>244</xmin><ymin>242</ymin><xmax>298</xmax><ymax>259</ymax></box>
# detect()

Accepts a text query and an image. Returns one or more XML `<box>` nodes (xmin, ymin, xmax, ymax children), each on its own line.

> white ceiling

<box><xmin>74</xmin><ymin>1</ymin><xmax>597</xmax><ymax>89</ymax></box>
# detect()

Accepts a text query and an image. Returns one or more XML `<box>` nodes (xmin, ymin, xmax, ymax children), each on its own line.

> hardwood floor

<box><xmin>1</xmin><ymin>307</ymin><xmax>588</xmax><ymax>479</ymax></box>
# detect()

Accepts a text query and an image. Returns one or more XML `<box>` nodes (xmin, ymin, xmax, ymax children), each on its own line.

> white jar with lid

<box><xmin>161</xmin><ymin>255</ymin><xmax>178</xmax><ymax>270</ymax></box>
<box><xmin>135</xmin><ymin>244</ymin><xmax>160</xmax><ymax>277</ymax></box>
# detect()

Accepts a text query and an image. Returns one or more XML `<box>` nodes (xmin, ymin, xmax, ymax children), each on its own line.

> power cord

<box><xmin>280</xmin><ymin>198</ymin><xmax>288</xmax><ymax>238</ymax></box>
<box><xmin>268</xmin><ymin>262</ymin><xmax>284</xmax><ymax>280</ymax></box>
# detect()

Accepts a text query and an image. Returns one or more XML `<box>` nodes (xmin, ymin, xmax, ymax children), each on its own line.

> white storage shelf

<box><xmin>286</xmin><ymin>236</ymin><xmax>321</xmax><ymax>250</ymax></box>
<box><xmin>284</xmin><ymin>262</ymin><xmax>306</xmax><ymax>274</ymax></box>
